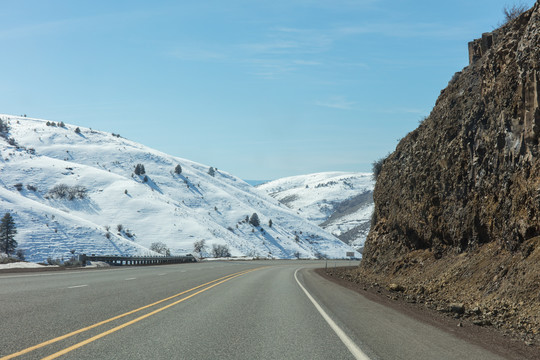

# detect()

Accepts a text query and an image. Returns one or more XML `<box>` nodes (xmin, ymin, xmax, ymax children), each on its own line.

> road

<box><xmin>0</xmin><ymin>260</ymin><xmax>508</xmax><ymax>360</ymax></box>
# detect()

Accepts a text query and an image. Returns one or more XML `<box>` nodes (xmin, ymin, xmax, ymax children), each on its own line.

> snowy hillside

<box><xmin>0</xmin><ymin>115</ymin><xmax>359</xmax><ymax>262</ymax></box>
<box><xmin>258</xmin><ymin>172</ymin><xmax>374</xmax><ymax>251</ymax></box>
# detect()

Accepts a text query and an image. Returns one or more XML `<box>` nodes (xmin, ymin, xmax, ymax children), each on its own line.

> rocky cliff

<box><xmin>356</xmin><ymin>2</ymin><xmax>540</xmax><ymax>346</ymax></box>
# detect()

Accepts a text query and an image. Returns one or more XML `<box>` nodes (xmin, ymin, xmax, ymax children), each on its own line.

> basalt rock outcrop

<box><xmin>356</xmin><ymin>2</ymin><xmax>540</xmax><ymax>345</ymax></box>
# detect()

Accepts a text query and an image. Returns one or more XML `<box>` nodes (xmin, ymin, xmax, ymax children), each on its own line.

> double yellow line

<box><xmin>2</xmin><ymin>268</ymin><xmax>262</xmax><ymax>360</ymax></box>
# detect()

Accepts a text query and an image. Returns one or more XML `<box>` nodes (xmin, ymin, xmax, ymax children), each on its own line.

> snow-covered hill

<box><xmin>258</xmin><ymin>172</ymin><xmax>374</xmax><ymax>251</ymax></box>
<box><xmin>0</xmin><ymin>115</ymin><xmax>359</xmax><ymax>262</ymax></box>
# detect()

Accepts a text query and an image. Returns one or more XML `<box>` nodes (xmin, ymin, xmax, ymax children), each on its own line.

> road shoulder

<box><xmin>314</xmin><ymin>267</ymin><xmax>539</xmax><ymax>360</ymax></box>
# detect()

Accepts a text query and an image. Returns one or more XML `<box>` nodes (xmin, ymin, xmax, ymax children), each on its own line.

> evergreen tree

<box><xmin>0</xmin><ymin>213</ymin><xmax>17</xmax><ymax>256</ymax></box>
<box><xmin>249</xmin><ymin>213</ymin><xmax>260</xmax><ymax>227</ymax></box>
<box><xmin>134</xmin><ymin>164</ymin><xmax>146</xmax><ymax>175</ymax></box>
<box><xmin>0</xmin><ymin>119</ymin><xmax>7</xmax><ymax>134</ymax></box>
<box><xmin>208</xmin><ymin>167</ymin><xmax>215</xmax><ymax>177</ymax></box>
<box><xmin>174</xmin><ymin>164</ymin><xmax>182</xmax><ymax>174</ymax></box>
<box><xmin>268</xmin><ymin>219</ymin><xmax>273</xmax><ymax>228</ymax></box>
<box><xmin>75</xmin><ymin>127</ymin><xmax>81</xmax><ymax>134</ymax></box>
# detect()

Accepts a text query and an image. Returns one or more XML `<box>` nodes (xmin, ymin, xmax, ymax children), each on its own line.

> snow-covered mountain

<box><xmin>257</xmin><ymin>172</ymin><xmax>374</xmax><ymax>251</ymax></box>
<box><xmin>0</xmin><ymin>115</ymin><xmax>359</xmax><ymax>262</ymax></box>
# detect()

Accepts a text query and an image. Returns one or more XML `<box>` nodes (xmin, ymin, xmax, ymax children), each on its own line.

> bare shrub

<box><xmin>193</xmin><ymin>240</ymin><xmax>207</xmax><ymax>258</ymax></box>
<box><xmin>503</xmin><ymin>3</ymin><xmax>528</xmax><ymax>24</ymax></box>
<box><xmin>26</xmin><ymin>184</ymin><xmax>37</xmax><ymax>191</ymax></box>
<box><xmin>47</xmin><ymin>184</ymin><xmax>88</xmax><ymax>200</ymax></box>
<box><xmin>150</xmin><ymin>241</ymin><xmax>171</xmax><ymax>255</ymax></box>
<box><xmin>372</xmin><ymin>153</ymin><xmax>390</xmax><ymax>181</ymax></box>
<box><xmin>212</xmin><ymin>244</ymin><xmax>231</xmax><ymax>258</ymax></box>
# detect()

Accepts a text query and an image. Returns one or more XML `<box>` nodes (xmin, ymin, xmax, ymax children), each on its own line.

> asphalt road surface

<box><xmin>0</xmin><ymin>260</ymin><xmax>508</xmax><ymax>359</ymax></box>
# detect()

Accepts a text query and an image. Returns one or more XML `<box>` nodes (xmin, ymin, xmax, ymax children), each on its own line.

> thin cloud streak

<box><xmin>337</xmin><ymin>22</ymin><xmax>472</xmax><ymax>39</ymax></box>
<box><xmin>169</xmin><ymin>48</ymin><xmax>227</xmax><ymax>61</ymax></box>
<box><xmin>315</xmin><ymin>96</ymin><xmax>357</xmax><ymax>110</ymax></box>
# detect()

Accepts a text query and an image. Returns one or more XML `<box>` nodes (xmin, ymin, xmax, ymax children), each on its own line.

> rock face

<box><xmin>358</xmin><ymin>2</ymin><xmax>540</xmax><ymax>345</ymax></box>
<box><xmin>365</xmin><ymin>2</ymin><xmax>540</xmax><ymax>262</ymax></box>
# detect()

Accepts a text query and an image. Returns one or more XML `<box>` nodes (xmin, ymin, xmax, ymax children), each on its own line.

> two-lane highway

<box><xmin>1</xmin><ymin>261</ymin><xmax>508</xmax><ymax>359</ymax></box>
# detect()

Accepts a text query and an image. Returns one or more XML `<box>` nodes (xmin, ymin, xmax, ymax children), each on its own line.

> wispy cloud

<box><xmin>237</xmin><ymin>27</ymin><xmax>333</xmax><ymax>78</ymax></box>
<box><xmin>378</xmin><ymin>107</ymin><xmax>429</xmax><ymax>115</ymax></box>
<box><xmin>337</xmin><ymin>22</ymin><xmax>470</xmax><ymax>39</ymax></box>
<box><xmin>169</xmin><ymin>47</ymin><xmax>227</xmax><ymax>61</ymax></box>
<box><xmin>0</xmin><ymin>10</ymin><xmax>150</xmax><ymax>40</ymax></box>
<box><xmin>314</xmin><ymin>96</ymin><xmax>356</xmax><ymax>110</ymax></box>
<box><xmin>292</xmin><ymin>59</ymin><xmax>322</xmax><ymax>66</ymax></box>
<box><xmin>241</xmin><ymin>27</ymin><xmax>333</xmax><ymax>55</ymax></box>
<box><xmin>272</xmin><ymin>0</ymin><xmax>380</xmax><ymax>10</ymax></box>
<box><xmin>0</xmin><ymin>18</ymin><xmax>79</xmax><ymax>39</ymax></box>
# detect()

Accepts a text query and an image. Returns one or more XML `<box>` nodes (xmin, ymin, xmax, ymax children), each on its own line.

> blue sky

<box><xmin>1</xmin><ymin>0</ymin><xmax>536</xmax><ymax>179</ymax></box>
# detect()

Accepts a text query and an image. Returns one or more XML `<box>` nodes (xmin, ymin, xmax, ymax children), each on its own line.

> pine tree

<box><xmin>208</xmin><ymin>167</ymin><xmax>215</xmax><ymax>177</ymax></box>
<box><xmin>249</xmin><ymin>213</ymin><xmax>260</xmax><ymax>227</ymax></box>
<box><xmin>134</xmin><ymin>164</ymin><xmax>146</xmax><ymax>175</ymax></box>
<box><xmin>174</xmin><ymin>164</ymin><xmax>182</xmax><ymax>174</ymax></box>
<box><xmin>0</xmin><ymin>213</ymin><xmax>17</xmax><ymax>256</ymax></box>
<box><xmin>268</xmin><ymin>219</ymin><xmax>273</xmax><ymax>228</ymax></box>
<box><xmin>0</xmin><ymin>119</ymin><xmax>7</xmax><ymax>134</ymax></box>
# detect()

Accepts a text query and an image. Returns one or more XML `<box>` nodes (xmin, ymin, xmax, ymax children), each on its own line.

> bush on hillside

<box><xmin>26</xmin><ymin>184</ymin><xmax>37</xmax><ymax>192</ymax></box>
<box><xmin>150</xmin><ymin>241</ymin><xmax>171</xmax><ymax>256</ymax></box>
<box><xmin>46</xmin><ymin>184</ymin><xmax>88</xmax><ymax>200</ymax></box>
<box><xmin>372</xmin><ymin>154</ymin><xmax>389</xmax><ymax>181</ymax></box>
<box><xmin>0</xmin><ymin>119</ymin><xmax>8</xmax><ymax>135</ymax></box>
<box><xmin>503</xmin><ymin>4</ymin><xmax>528</xmax><ymax>24</ymax></box>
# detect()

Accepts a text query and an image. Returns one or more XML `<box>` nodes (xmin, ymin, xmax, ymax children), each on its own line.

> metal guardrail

<box><xmin>78</xmin><ymin>254</ymin><xmax>196</xmax><ymax>266</ymax></box>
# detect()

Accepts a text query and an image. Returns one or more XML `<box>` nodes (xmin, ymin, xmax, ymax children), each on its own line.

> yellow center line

<box><xmin>41</xmin><ymin>268</ymin><xmax>261</xmax><ymax>360</ymax></box>
<box><xmin>1</xmin><ymin>268</ymin><xmax>262</xmax><ymax>360</ymax></box>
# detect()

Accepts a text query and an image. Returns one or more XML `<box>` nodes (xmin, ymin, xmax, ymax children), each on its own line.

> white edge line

<box><xmin>67</xmin><ymin>284</ymin><xmax>88</xmax><ymax>289</ymax></box>
<box><xmin>0</xmin><ymin>267</ymin><xmax>136</xmax><ymax>280</ymax></box>
<box><xmin>294</xmin><ymin>268</ymin><xmax>371</xmax><ymax>360</ymax></box>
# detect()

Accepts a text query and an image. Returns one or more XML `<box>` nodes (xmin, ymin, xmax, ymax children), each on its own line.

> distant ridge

<box><xmin>258</xmin><ymin>172</ymin><xmax>374</xmax><ymax>252</ymax></box>
<box><xmin>243</xmin><ymin>180</ymin><xmax>270</xmax><ymax>186</ymax></box>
